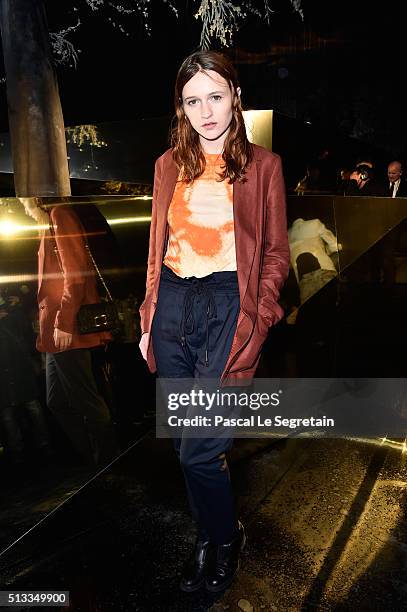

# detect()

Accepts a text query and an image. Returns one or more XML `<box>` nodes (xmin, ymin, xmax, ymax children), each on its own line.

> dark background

<box><xmin>0</xmin><ymin>0</ymin><xmax>405</xmax><ymax>158</ymax></box>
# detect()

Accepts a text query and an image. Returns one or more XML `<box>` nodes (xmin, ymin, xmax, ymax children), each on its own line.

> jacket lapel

<box><xmin>157</xmin><ymin>156</ymin><xmax>179</xmax><ymax>228</ymax></box>
<box><xmin>233</xmin><ymin>155</ymin><xmax>258</xmax><ymax>307</ymax></box>
<box><xmin>153</xmin><ymin>155</ymin><xmax>179</xmax><ymax>296</ymax></box>
<box><xmin>37</xmin><ymin>234</ymin><xmax>46</xmax><ymax>297</ymax></box>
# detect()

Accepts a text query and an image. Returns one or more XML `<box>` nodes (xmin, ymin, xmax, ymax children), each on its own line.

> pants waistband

<box><xmin>160</xmin><ymin>263</ymin><xmax>238</xmax><ymax>289</ymax></box>
<box><xmin>160</xmin><ymin>264</ymin><xmax>239</xmax><ymax>367</ymax></box>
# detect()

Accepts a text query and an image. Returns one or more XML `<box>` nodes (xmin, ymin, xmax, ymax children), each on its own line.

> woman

<box><xmin>21</xmin><ymin>198</ymin><xmax>118</xmax><ymax>467</ymax></box>
<box><xmin>139</xmin><ymin>51</ymin><xmax>289</xmax><ymax>593</ymax></box>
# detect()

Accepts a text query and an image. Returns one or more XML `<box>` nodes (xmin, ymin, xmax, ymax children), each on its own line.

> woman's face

<box><xmin>182</xmin><ymin>69</ymin><xmax>239</xmax><ymax>150</ymax></box>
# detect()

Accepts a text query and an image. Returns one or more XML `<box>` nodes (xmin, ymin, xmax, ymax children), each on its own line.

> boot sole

<box><xmin>179</xmin><ymin>577</ymin><xmax>205</xmax><ymax>592</ymax></box>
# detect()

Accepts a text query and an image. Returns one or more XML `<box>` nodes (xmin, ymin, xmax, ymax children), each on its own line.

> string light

<box><xmin>66</xmin><ymin>125</ymin><xmax>108</xmax><ymax>148</ymax></box>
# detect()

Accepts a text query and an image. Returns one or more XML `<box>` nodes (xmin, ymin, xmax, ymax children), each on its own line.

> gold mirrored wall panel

<box><xmin>0</xmin><ymin>195</ymin><xmax>153</xmax><ymax>556</ymax></box>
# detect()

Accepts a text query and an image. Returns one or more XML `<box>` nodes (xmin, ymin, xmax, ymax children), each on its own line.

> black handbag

<box><xmin>76</xmin><ymin>298</ymin><xmax>120</xmax><ymax>335</ymax></box>
<box><xmin>50</xmin><ymin>221</ymin><xmax>121</xmax><ymax>335</ymax></box>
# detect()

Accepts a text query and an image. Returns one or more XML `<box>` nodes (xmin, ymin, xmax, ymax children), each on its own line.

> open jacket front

<box><xmin>139</xmin><ymin>144</ymin><xmax>290</xmax><ymax>386</ymax></box>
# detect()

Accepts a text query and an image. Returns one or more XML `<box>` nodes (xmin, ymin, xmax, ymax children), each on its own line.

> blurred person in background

<box><xmin>344</xmin><ymin>164</ymin><xmax>385</xmax><ymax>196</ymax></box>
<box><xmin>386</xmin><ymin>160</ymin><xmax>407</xmax><ymax>197</ymax></box>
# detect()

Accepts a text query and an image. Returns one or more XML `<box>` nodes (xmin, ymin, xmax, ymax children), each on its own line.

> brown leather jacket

<box><xmin>37</xmin><ymin>205</ymin><xmax>111</xmax><ymax>353</ymax></box>
<box><xmin>139</xmin><ymin>144</ymin><xmax>289</xmax><ymax>385</ymax></box>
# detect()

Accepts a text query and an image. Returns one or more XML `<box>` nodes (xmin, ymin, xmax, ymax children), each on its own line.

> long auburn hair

<box><xmin>171</xmin><ymin>51</ymin><xmax>253</xmax><ymax>183</ymax></box>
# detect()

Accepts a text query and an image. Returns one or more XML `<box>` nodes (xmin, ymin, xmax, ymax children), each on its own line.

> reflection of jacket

<box><xmin>288</xmin><ymin>218</ymin><xmax>340</xmax><ymax>283</ymax></box>
<box><xmin>37</xmin><ymin>205</ymin><xmax>111</xmax><ymax>353</ymax></box>
<box><xmin>139</xmin><ymin>145</ymin><xmax>290</xmax><ymax>385</ymax></box>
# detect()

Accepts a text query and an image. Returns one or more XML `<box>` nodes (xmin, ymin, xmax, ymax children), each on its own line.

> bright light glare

<box><xmin>106</xmin><ymin>216</ymin><xmax>151</xmax><ymax>226</ymax></box>
<box><xmin>0</xmin><ymin>220</ymin><xmax>18</xmax><ymax>236</ymax></box>
<box><xmin>0</xmin><ymin>219</ymin><xmax>48</xmax><ymax>236</ymax></box>
<box><xmin>0</xmin><ymin>215</ymin><xmax>152</xmax><ymax>237</ymax></box>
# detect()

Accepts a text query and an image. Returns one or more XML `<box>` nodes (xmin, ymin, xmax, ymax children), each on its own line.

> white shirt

<box><xmin>389</xmin><ymin>178</ymin><xmax>401</xmax><ymax>197</ymax></box>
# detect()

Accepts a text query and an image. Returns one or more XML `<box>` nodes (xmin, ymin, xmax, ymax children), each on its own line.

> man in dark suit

<box><xmin>21</xmin><ymin>198</ymin><xmax>118</xmax><ymax>467</ymax></box>
<box><xmin>367</xmin><ymin>161</ymin><xmax>407</xmax><ymax>286</ymax></box>
<box><xmin>387</xmin><ymin>160</ymin><xmax>407</xmax><ymax>197</ymax></box>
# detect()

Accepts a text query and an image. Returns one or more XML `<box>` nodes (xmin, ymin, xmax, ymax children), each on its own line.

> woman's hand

<box><xmin>139</xmin><ymin>332</ymin><xmax>150</xmax><ymax>361</ymax></box>
<box><xmin>53</xmin><ymin>327</ymin><xmax>73</xmax><ymax>351</ymax></box>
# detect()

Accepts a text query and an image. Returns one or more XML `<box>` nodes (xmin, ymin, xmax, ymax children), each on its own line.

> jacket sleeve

<box><xmin>139</xmin><ymin>156</ymin><xmax>163</xmax><ymax>333</ymax></box>
<box><xmin>51</xmin><ymin>206</ymin><xmax>88</xmax><ymax>334</ymax></box>
<box><xmin>257</xmin><ymin>155</ymin><xmax>290</xmax><ymax>326</ymax></box>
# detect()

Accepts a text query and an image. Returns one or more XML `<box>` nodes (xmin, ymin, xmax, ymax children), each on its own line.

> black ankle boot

<box><xmin>179</xmin><ymin>538</ymin><xmax>211</xmax><ymax>592</ymax></box>
<box><xmin>205</xmin><ymin>521</ymin><xmax>246</xmax><ymax>593</ymax></box>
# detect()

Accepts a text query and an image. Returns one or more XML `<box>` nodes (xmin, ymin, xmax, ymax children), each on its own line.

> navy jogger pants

<box><xmin>152</xmin><ymin>263</ymin><xmax>240</xmax><ymax>544</ymax></box>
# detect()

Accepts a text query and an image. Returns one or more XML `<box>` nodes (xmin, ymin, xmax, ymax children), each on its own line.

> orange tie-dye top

<box><xmin>163</xmin><ymin>153</ymin><xmax>236</xmax><ymax>278</ymax></box>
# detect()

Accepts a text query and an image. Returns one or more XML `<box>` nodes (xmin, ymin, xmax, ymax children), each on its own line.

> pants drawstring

<box><xmin>180</xmin><ymin>279</ymin><xmax>217</xmax><ymax>366</ymax></box>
